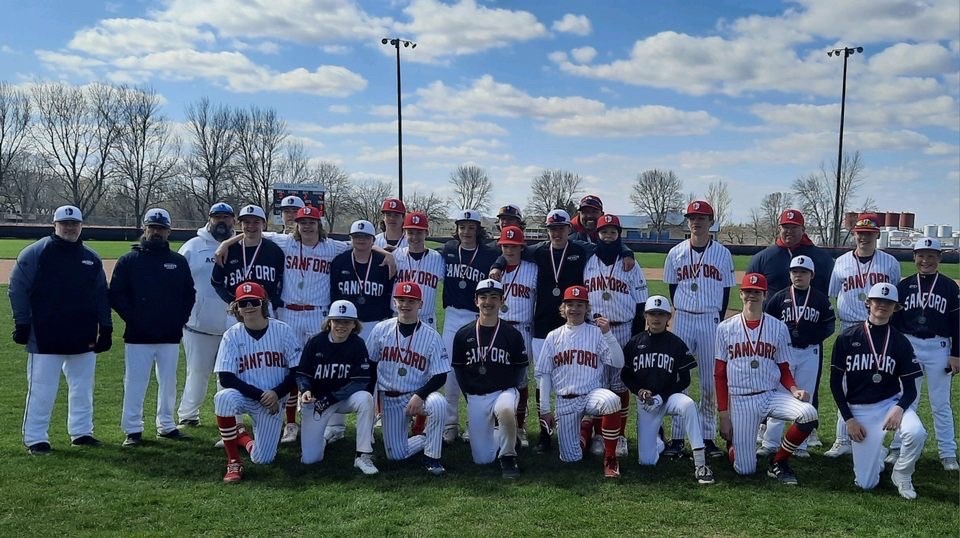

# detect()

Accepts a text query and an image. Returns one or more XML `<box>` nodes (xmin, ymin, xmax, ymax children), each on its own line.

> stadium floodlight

<box><xmin>827</xmin><ymin>46</ymin><xmax>864</xmax><ymax>246</ymax></box>
<box><xmin>380</xmin><ymin>38</ymin><xmax>418</xmax><ymax>201</ymax></box>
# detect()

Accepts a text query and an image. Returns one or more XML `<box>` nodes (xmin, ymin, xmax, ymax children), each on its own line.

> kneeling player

<box><xmin>452</xmin><ymin>279</ymin><xmax>528</xmax><ymax>479</ymax></box>
<box><xmin>296</xmin><ymin>300</ymin><xmax>378</xmax><ymax>475</ymax></box>
<box><xmin>367</xmin><ymin>282</ymin><xmax>451</xmax><ymax>476</ymax></box>
<box><xmin>831</xmin><ymin>283</ymin><xmax>926</xmax><ymax>499</ymax></box>
<box><xmin>621</xmin><ymin>296</ymin><xmax>714</xmax><ymax>484</ymax></box>
<box><xmin>536</xmin><ymin>286</ymin><xmax>625</xmax><ymax>478</ymax></box>
<box><xmin>213</xmin><ymin>282</ymin><xmax>302</xmax><ymax>483</ymax></box>
<box><xmin>716</xmin><ymin>273</ymin><xmax>818</xmax><ymax>485</ymax></box>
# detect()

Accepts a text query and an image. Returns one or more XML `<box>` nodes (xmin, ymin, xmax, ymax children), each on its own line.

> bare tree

<box><xmin>111</xmin><ymin>87</ymin><xmax>180</xmax><ymax>225</ymax></box>
<box><xmin>755</xmin><ymin>191</ymin><xmax>794</xmax><ymax>244</ymax></box>
<box><xmin>630</xmin><ymin>169</ymin><xmax>684</xmax><ymax>242</ymax></box>
<box><xmin>183</xmin><ymin>97</ymin><xmax>239</xmax><ymax>217</ymax></box>
<box><xmin>791</xmin><ymin>151</ymin><xmax>865</xmax><ymax>246</ymax></box>
<box><xmin>748</xmin><ymin>208</ymin><xmax>765</xmax><ymax>246</ymax></box>
<box><xmin>311</xmin><ymin>161</ymin><xmax>351</xmax><ymax>232</ymax></box>
<box><xmin>448</xmin><ymin>164</ymin><xmax>492</xmax><ymax>211</ymax></box>
<box><xmin>4</xmin><ymin>154</ymin><xmax>53</xmax><ymax>217</ymax></box>
<box><xmin>233</xmin><ymin>105</ymin><xmax>288</xmax><ymax>209</ymax></box>
<box><xmin>706</xmin><ymin>180</ymin><xmax>731</xmax><ymax>227</ymax></box>
<box><xmin>0</xmin><ymin>82</ymin><xmax>32</xmax><ymax>212</ymax></box>
<box><xmin>342</xmin><ymin>178</ymin><xmax>392</xmax><ymax>223</ymax></box>
<box><xmin>722</xmin><ymin>221</ymin><xmax>747</xmax><ymax>245</ymax></box>
<box><xmin>278</xmin><ymin>139</ymin><xmax>310</xmax><ymax>185</ymax></box>
<box><xmin>526</xmin><ymin>169</ymin><xmax>583</xmax><ymax>224</ymax></box>
<box><xmin>405</xmin><ymin>190</ymin><xmax>449</xmax><ymax>234</ymax></box>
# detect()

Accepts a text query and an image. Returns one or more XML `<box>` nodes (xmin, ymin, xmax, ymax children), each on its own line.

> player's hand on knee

<box><xmin>791</xmin><ymin>388</ymin><xmax>809</xmax><ymax>402</ymax></box>
<box><xmin>300</xmin><ymin>391</ymin><xmax>315</xmax><ymax>404</ymax></box>
<box><xmin>719</xmin><ymin>412</ymin><xmax>732</xmax><ymax>442</ymax></box>
<box><xmin>882</xmin><ymin>406</ymin><xmax>904</xmax><ymax>431</ymax></box>
<box><xmin>405</xmin><ymin>394</ymin><xmax>424</xmax><ymax>417</ymax></box>
<box><xmin>539</xmin><ymin>412</ymin><xmax>555</xmax><ymax>433</ymax></box>
<box><xmin>846</xmin><ymin>418</ymin><xmax>866</xmax><ymax>441</ymax></box>
<box><xmin>488</xmin><ymin>268</ymin><xmax>503</xmax><ymax>282</ymax></box>
<box><xmin>637</xmin><ymin>389</ymin><xmax>653</xmax><ymax>402</ymax></box>
<box><xmin>948</xmin><ymin>356</ymin><xmax>959</xmax><ymax>375</ymax></box>
<box><xmin>621</xmin><ymin>256</ymin><xmax>636</xmax><ymax>271</ymax></box>
<box><xmin>260</xmin><ymin>390</ymin><xmax>280</xmax><ymax>414</ymax></box>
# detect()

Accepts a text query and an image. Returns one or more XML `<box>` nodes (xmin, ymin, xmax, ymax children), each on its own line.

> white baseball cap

<box><xmin>644</xmin><ymin>295</ymin><xmax>672</xmax><ymax>314</ymax></box>
<box><xmin>475</xmin><ymin>279</ymin><xmax>504</xmax><ymax>295</ymax></box>
<box><xmin>789</xmin><ymin>255</ymin><xmax>815</xmax><ymax>273</ymax></box>
<box><xmin>327</xmin><ymin>300</ymin><xmax>358</xmax><ymax>320</ymax></box>
<box><xmin>545</xmin><ymin>209</ymin><xmax>572</xmax><ymax>227</ymax></box>
<box><xmin>53</xmin><ymin>205</ymin><xmax>83</xmax><ymax>223</ymax></box>
<box><xmin>455</xmin><ymin>209</ymin><xmax>482</xmax><ymax>223</ymax></box>
<box><xmin>280</xmin><ymin>195</ymin><xmax>305</xmax><ymax>209</ymax></box>
<box><xmin>143</xmin><ymin>208</ymin><xmax>172</xmax><ymax>228</ymax></box>
<box><xmin>867</xmin><ymin>282</ymin><xmax>898</xmax><ymax>302</ymax></box>
<box><xmin>349</xmin><ymin>220</ymin><xmax>375</xmax><ymax>236</ymax></box>
<box><xmin>914</xmin><ymin>237</ymin><xmax>941</xmax><ymax>252</ymax></box>
<box><xmin>238</xmin><ymin>205</ymin><xmax>266</xmax><ymax>221</ymax></box>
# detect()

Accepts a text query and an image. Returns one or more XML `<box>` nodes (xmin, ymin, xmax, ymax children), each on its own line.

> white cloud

<box><xmin>868</xmin><ymin>42</ymin><xmax>956</xmax><ymax>77</ymax></box>
<box><xmin>321</xmin><ymin>45</ymin><xmax>351</xmax><ymax>54</ymax></box>
<box><xmin>35</xmin><ymin>49</ymin><xmax>106</xmax><ymax>77</ymax></box>
<box><xmin>570</xmin><ymin>46</ymin><xmax>596</xmax><ymax>64</ymax></box>
<box><xmin>68</xmin><ymin>18</ymin><xmax>215</xmax><ymax>57</ymax></box>
<box><xmin>924</xmin><ymin>142</ymin><xmax>959</xmax><ymax>156</ymax></box>
<box><xmin>357</xmin><ymin>140</ymin><xmax>510</xmax><ymax>163</ymax></box>
<box><xmin>552</xmin><ymin>14</ymin><xmax>592</xmax><ymax>36</ymax></box>
<box><xmin>542</xmin><ymin>106</ymin><xmax>719</xmax><ymax>137</ymax></box>
<box><xmin>1</xmin><ymin>44</ymin><xmax>16</xmax><ymax>54</ymax></box>
<box><xmin>293</xmin><ymin>118</ymin><xmax>508</xmax><ymax>143</ymax></box>
<box><xmin>791</xmin><ymin>0</ymin><xmax>960</xmax><ymax>43</ymax></box>
<box><xmin>328</xmin><ymin>104</ymin><xmax>351</xmax><ymax>114</ymax></box>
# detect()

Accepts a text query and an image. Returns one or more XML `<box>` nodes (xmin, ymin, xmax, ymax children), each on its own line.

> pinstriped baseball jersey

<box><xmin>584</xmin><ymin>254</ymin><xmax>648</xmax><ymax>322</ymax></box>
<box><xmin>214</xmin><ymin>320</ymin><xmax>302</xmax><ymax>389</ymax></box>
<box><xmin>663</xmin><ymin>240</ymin><xmax>735</xmax><ymax>312</ymax></box>
<box><xmin>272</xmin><ymin>234</ymin><xmax>350</xmax><ymax>308</ymax></box>
<box><xmin>367</xmin><ymin>318</ymin><xmax>450</xmax><ymax>393</ymax></box>
<box><xmin>715</xmin><ymin>313</ymin><xmax>789</xmax><ymax>394</ymax></box>
<box><xmin>829</xmin><ymin>250</ymin><xmax>901</xmax><ymax>323</ymax></box>
<box><xmin>500</xmin><ymin>261</ymin><xmax>538</xmax><ymax>323</ymax></box>
<box><xmin>535</xmin><ymin>323</ymin><xmax>617</xmax><ymax>396</ymax></box>
<box><xmin>375</xmin><ymin>232</ymin><xmax>407</xmax><ymax>251</ymax></box>
<box><xmin>393</xmin><ymin>247</ymin><xmax>445</xmax><ymax>321</ymax></box>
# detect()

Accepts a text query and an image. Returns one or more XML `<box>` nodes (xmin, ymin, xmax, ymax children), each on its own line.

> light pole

<box><xmin>381</xmin><ymin>37</ymin><xmax>416</xmax><ymax>201</ymax></box>
<box><xmin>827</xmin><ymin>46</ymin><xmax>863</xmax><ymax>246</ymax></box>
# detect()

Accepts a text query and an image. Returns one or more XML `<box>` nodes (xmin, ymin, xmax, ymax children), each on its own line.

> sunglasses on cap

<box><xmin>237</xmin><ymin>299</ymin><xmax>263</xmax><ymax>308</ymax></box>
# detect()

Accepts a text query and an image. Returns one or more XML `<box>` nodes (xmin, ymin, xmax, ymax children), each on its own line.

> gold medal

<box><xmin>398</xmin><ymin>367</ymin><xmax>407</xmax><ymax>377</ymax></box>
<box><xmin>500</xmin><ymin>304</ymin><xmax>509</xmax><ymax>313</ymax></box>
<box><xmin>871</xmin><ymin>373</ymin><xmax>882</xmax><ymax>383</ymax></box>
<box><xmin>750</xmin><ymin>359</ymin><xmax>760</xmax><ymax>369</ymax></box>
<box><xmin>691</xmin><ymin>282</ymin><xmax>699</xmax><ymax>292</ymax></box>
<box><xmin>858</xmin><ymin>292</ymin><xmax>867</xmax><ymax>301</ymax></box>
<box><xmin>602</xmin><ymin>292</ymin><xmax>612</xmax><ymax>301</ymax></box>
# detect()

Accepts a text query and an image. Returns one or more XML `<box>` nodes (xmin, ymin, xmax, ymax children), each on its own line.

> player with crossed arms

<box><xmin>827</xmin><ymin>212</ymin><xmax>900</xmax><ymax>458</ymax></box>
<box><xmin>452</xmin><ymin>279</ymin><xmax>528</xmax><ymax>479</ymax></box>
<box><xmin>536</xmin><ymin>285</ymin><xmax>625</xmax><ymax>478</ymax></box>
<box><xmin>716</xmin><ymin>273</ymin><xmax>818</xmax><ymax>485</ymax></box>
<box><xmin>214</xmin><ymin>282</ymin><xmax>302</xmax><ymax>483</ymax></box>
<box><xmin>620</xmin><ymin>295</ymin><xmax>715</xmax><ymax>484</ymax></box>
<box><xmin>367</xmin><ymin>282</ymin><xmax>451</xmax><ymax>476</ymax></box>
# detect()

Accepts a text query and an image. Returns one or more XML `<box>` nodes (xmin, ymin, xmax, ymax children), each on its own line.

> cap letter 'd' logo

<box><xmin>654</xmin><ymin>298</ymin><xmax>662</xmax><ymax>307</ymax></box>
<box><xmin>413</xmin><ymin>215</ymin><xmax>420</xmax><ymax>224</ymax></box>
<box><xmin>693</xmin><ymin>202</ymin><xmax>700</xmax><ymax>211</ymax></box>
<box><xmin>750</xmin><ymin>275</ymin><xmax>758</xmax><ymax>285</ymax></box>
<box><xmin>338</xmin><ymin>304</ymin><xmax>347</xmax><ymax>314</ymax></box>
<box><xmin>882</xmin><ymin>285</ymin><xmax>889</xmax><ymax>296</ymax></box>
<box><xmin>787</xmin><ymin>211</ymin><xmax>794</xmax><ymax>220</ymax></box>
<box><xmin>507</xmin><ymin>230</ymin><xmax>514</xmax><ymax>239</ymax></box>
<box><xmin>925</xmin><ymin>239</ymin><xmax>932</xmax><ymax>247</ymax></box>
<box><xmin>573</xmin><ymin>288</ymin><xmax>581</xmax><ymax>297</ymax></box>
<box><xmin>66</xmin><ymin>208</ymin><xmax>73</xmax><ymax>215</ymax></box>
<box><xmin>243</xmin><ymin>284</ymin><xmax>252</xmax><ymax>293</ymax></box>
<box><xmin>390</xmin><ymin>201</ymin><xmax>397</xmax><ymax>209</ymax></box>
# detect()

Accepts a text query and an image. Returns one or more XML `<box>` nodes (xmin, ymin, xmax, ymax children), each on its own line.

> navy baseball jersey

<box><xmin>764</xmin><ymin>286</ymin><xmax>835</xmax><ymax>348</ymax></box>
<box><xmin>440</xmin><ymin>240</ymin><xmax>500</xmax><ymax>311</ymax></box>
<box><xmin>831</xmin><ymin>323</ymin><xmax>921</xmax><ymax>412</ymax></box>
<box><xmin>330</xmin><ymin>250</ymin><xmax>394</xmax><ymax>322</ymax></box>
<box><xmin>295</xmin><ymin>332</ymin><xmax>374</xmax><ymax>398</ymax></box>
<box><xmin>211</xmin><ymin>239</ymin><xmax>286</xmax><ymax>309</ymax></box>
<box><xmin>620</xmin><ymin>330</ymin><xmax>696</xmax><ymax>399</ymax></box>
<box><xmin>894</xmin><ymin>272</ymin><xmax>960</xmax><ymax>356</ymax></box>
<box><xmin>451</xmin><ymin>321</ymin><xmax>528</xmax><ymax>395</ymax></box>
<box><xmin>529</xmin><ymin>241</ymin><xmax>589</xmax><ymax>338</ymax></box>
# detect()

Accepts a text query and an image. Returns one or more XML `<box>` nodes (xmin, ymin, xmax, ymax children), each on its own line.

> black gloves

<box><xmin>13</xmin><ymin>324</ymin><xmax>30</xmax><ymax>345</ymax></box>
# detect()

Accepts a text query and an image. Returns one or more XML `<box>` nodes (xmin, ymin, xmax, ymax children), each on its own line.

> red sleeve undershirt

<box><xmin>715</xmin><ymin>359</ymin><xmax>729</xmax><ymax>412</ymax></box>
<box><xmin>778</xmin><ymin>362</ymin><xmax>797</xmax><ymax>391</ymax></box>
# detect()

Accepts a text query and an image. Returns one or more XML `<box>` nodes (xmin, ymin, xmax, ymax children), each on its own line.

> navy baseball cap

<box><xmin>208</xmin><ymin>202</ymin><xmax>234</xmax><ymax>216</ymax></box>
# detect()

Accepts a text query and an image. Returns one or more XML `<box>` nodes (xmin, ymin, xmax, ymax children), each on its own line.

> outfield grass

<box><xmin>0</xmin><ymin>283</ymin><xmax>957</xmax><ymax>536</ymax></box>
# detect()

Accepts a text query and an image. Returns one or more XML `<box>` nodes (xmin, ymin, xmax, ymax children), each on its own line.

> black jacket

<box><xmin>109</xmin><ymin>240</ymin><xmax>195</xmax><ymax>344</ymax></box>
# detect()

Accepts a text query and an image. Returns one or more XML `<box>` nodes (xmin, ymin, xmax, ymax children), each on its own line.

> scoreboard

<box><xmin>271</xmin><ymin>182</ymin><xmax>326</xmax><ymax>225</ymax></box>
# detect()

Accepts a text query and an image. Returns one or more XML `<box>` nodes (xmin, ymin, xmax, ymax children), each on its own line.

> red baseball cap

<box><xmin>579</xmin><ymin>195</ymin><xmax>603</xmax><ymax>211</ymax></box>
<box><xmin>381</xmin><ymin>198</ymin><xmax>406</xmax><ymax>214</ymax></box>
<box><xmin>853</xmin><ymin>212</ymin><xmax>880</xmax><ymax>233</ymax></box>
<box><xmin>779</xmin><ymin>209</ymin><xmax>804</xmax><ymax>226</ymax></box>
<box><xmin>498</xmin><ymin>225</ymin><xmax>525</xmax><ymax>246</ymax></box>
<box><xmin>596</xmin><ymin>214</ymin><xmax>621</xmax><ymax>231</ymax></box>
<box><xmin>685</xmin><ymin>200</ymin><xmax>714</xmax><ymax>218</ymax></box>
<box><xmin>563</xmin><ymin>285</ymin><xmax>589</xmax><ymax>302</ymax></box>
<box><xmin>235</xmin><ymin>281</ymin><xmax>266</xmax><ymax>301</ymax></box>
<box><xmin>403</xmin><ymin>212</ymin><xmax>429</xmax><ymax>230</ymax></box>
<box><xmin>295</xmin><ymin>206</ymin><xmax>321</xmax><ymax>221</ymax></box>
<box><xmin>393</xmin><ymin>281</ymin><xmax>423</xmax><ymax>300</ymax></box>
<box><xmin>741</xmin><ymin>273</ymin><xmax>768</xmax><ymax>291</ymax></box>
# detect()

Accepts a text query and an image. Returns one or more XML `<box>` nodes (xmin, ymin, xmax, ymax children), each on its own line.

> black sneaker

<box><xmin>662</xmin><ymin>439</ymin><xmax>684</xmax><ymax>458</ymax></box>
<box><xmin>71</xmin><ymin>435</ymin><xmax>102</xmax><ymax>447</ymax></box>
<box><xmin>767</xmin><ymin>459</ymin><xmax>799</xmax><ymax>485</ymax></box>
<box><xmin>423</xmin><ymin>456</ymin><xmax>446</xmax><ymax>476</ymax></box>
<box><xmin>703</xmin><ymin>440</ymin><xmax>723</xmax><ymax>459</ymax></box>
<box><xmin>158</xmin><ymin>428</ymin><xmax>190</xmax><ymax>440</ymax></box>
<box><xmin>178</xmin><ymin>418</ymin><xmax>201</xmax><ymax>427</ymax></box>
<box><xmin>27</xmin><ymin>442</ymin><xmax>52</xmax><ymax>456</ymax></box>
<box><xmin>122</xmin><ymin>432</ymin><xmax>142</xmax><ymax>447</ymax></box>
<box><xmin>500</xmin><ymin>456</ymin><xmax>520</xmax><ymax>480</ymax></box>
<box><xmin>532</xmin><ymin>430</ymin><xmax>552</xmax><ymax>454</ymax></box>
<box><xmin>695</xmin><ymin>465</ymin><xmax>715</xmax><ymax>485</ymax></box>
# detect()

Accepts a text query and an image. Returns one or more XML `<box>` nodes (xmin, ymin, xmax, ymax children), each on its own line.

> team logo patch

<box><xmin>163</xmin><ymin>263</ymin><xmax>177</xmax><ymax>270</ymax></box>
<box><xmin>654</xmin><ymin>298</ymin><xmax>662</xmax><ymax>307</ymax></box>
<box><xmin>572</xmin><ymin>288</ymin><xmax>582</xmax><ymax>297</ymax></box>
<box><xmin>797</xmin><ymin>256</ymin><xmax>805</xmax><ymax>264</ymax></box>
<box><xmin>389</xmin><ymin>201</ymin><xmax>398</xmax><ymax>209</ymax></box>
<box><xmin>243</xmin><ymin>284</ymin><xmax>252</xmax><ymax>293</ymax></box>
<box><xmin>412</xmin><ymin>215</ymin><xmax>421</xmax><ymax>224</ymax></box>
<box><xmin>787</xmin><ymin>211</ymin><xmax>795</xmax><ymax>220</ymax></box>
<box><xmin>693</xmin><ymin>202</ymin><xmax>700</xmax><ymax>210</ymax></box>
<box><xmin>82</xmin><ymin>260</ymin><xmax>93</xmax><ymax>266</ymax></box>
<box><xmin>66</xmin><ymin>208</ymin><xmax>74</xmax><ymax>215</ymax></box>
<box><xmin>506</xmin><ymin>230</ymin><xmax>515</xmax><ymax>239</ymax></box>
<box><xmin>403</xmin><ymin>284</ymin><xmax>412</xmax><ymax>294</ymax></box>
<box><xmin>338</xmin><ymin>304</ymin><xmax>347</xmax><ymax>314</ymax></box>
<box><xmin>246</xmin><ymin>207</ymin><xmax>255</xmax><ymax>213</ymax></box>
<box><xmin>750</xmin><ymin>275</ymin><xmax>759</xmax><ymax>285</ymax></box>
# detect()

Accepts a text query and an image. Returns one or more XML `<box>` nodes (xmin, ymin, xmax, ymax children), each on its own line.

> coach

<box><xmin>747</xmin><ymin>209</ymin><xmax>834</xmax><ymax>298</ymax></box>
<box><xmin>9</xmin><ymin>205</ymin><xmax>113</xmax><ymax>455</ymax></box>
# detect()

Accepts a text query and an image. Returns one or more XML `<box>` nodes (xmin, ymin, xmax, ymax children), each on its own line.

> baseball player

<box><xmin>214</xmin><ymin>282</ymin><xmax>302</xmax><ymax>483</ymax></box>
<box><xmin>621</xmin><ymin>295</ymin><xmax>715</xmax><ymax>485</ymax></box>
<box><xmin>758</xmin><ymin>255</ymin><xmax>835</xmax><ymax>457</ymax></box>
<box><xmin>747</xmin><ymin>209</ymin><xmax>835</xmax><ymax>297</ymax></box>
<box><xmin>296</xmin><ymin>300</ymin><xmax>378</xmax><ymax>475</ymax></box>
<box><xmin>367</xmin><ymin>282</ymin><xmax>451</xmax><ymax>476</ymax></box>
<box><xmin>374</xmin><ymin>197</ymin><xmax>407</xmax><ymax>252</ymax></box>
<box><xmin>176</xmin><ymin>202</ymin><xmax>236</xmax><ymax>428</ymax></box>
<box><xmin>495</xmin><ymin>204</ymin><xmax>525</xmax><ymax>232</ymax></box>
<box><xmin>452</xmin><ymin>279</ymin><xmax>528</xmax><ymax>479</ymax></box>
<box><xmin>10</xmin><ymin>205</ymin><xmax>113</xmax><ymax>454</ymax></box>
<box><xmin>440</xmin><ymin>209</ymin><xmax>500</xmax><ymax>443</ymax></box>
<box><xmin>109</xmin><ymin>208</ymin><xmax>196</xmax><ymax>447</ymax></box>
<box><xmin>211</xmin><ymin>204</ymin><xmax>286</xmax><ymax>315</ymax></box>
<box><xmin>662</xmin><ymin>200</ymin><xmax>735</xmax><ymax>458</ymax></box>
<box><xmin>891</xmin><ymin>238</ymin><xmax>959</xmax><ymax>471</ymax></box>
<box><xmin>536</xmin><ymin>285</ymin><xmax>625</xmax><ymax>478</ymax></box>
<box><xmin>496</xmin><ymin>226</ymin><xmax>538</xmax><ymax>447</ymax></box>
<box><xmin>584</xmin><ymin>214</ymin><xmax>648</xmax><ymax>457</ymax></box>
<box><xmin>279</xmin><ymin>195</ymin><xmax>305</xmax><ymax>233</ymax></box>
<box><xmin>826</xmin><ymin>212</ymin><xmax>900</xmax><ymax>458</ymax></box>
<box><xmin>830</xmin><ymin>282</ymin><xmax>926</xmax><ymax>499</ymax></box>
<box><xmin>393</xmin><ymin>212</ymin><xmax>445</xmax><ymax>329</ymax></box>
<box><xmin>330</xmin><ymin>219</ymin><xmax>396</xmax><ymax>341</ymax></box>
<box><xmin>716</xmin><ymin>273</ymin><xmax>819</xmax><ymax>485</ymax></box>
<box><xmin>570</xmin><ymin>194</ymin><xmax>604</xmax><ymax>243</ymax></box>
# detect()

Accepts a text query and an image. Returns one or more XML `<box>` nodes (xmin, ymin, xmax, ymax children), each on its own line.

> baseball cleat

<box><xmin>616</xmin><ymin>436</ymin><xmax>628</xmax><ymax>457</ymax></box>
<box><xmin>884</xmin><ymin>448</ymin><xmax>900</xmax><ymax>465</ymax></box>
<box><xmin>281</xmin><ymin>423</ymin><xmax>300</xmax><ymax>444</ymax></box>
<box><xmin>354</xmin><ymin>454</ymin><xmax>379</xmax><ymax>475</ymax></box>
<box><xmin>662</xmin><ymin>439</ymin><xmax>684</xmax><ymax>458</ymax></box>
<box><xmin>178</xmin><ymin>418</ymin><xmax>201</xmax><ymax>427</ymax></box>
<box><xmin>806</xmin><ymin>429</ymin><xmax>822</xmax><ymax>448</ymax></box>
<box><xmin>500</xmin><ymin>456</ymin><xmax>520</xmax><ymax>480</ymax></box>
<box><xmin>533</xmin><ymin>430</ymin><xmax>552</xmax><ymax>454</ymax></box>
<box><xmin>71</xmin><ymin>435</ymin><xmax>102</xmax><ymax>447</ymax></box>
<box><xmin>223</xmin><ymin>459</ymin><xmax>244</xmax><ymax>483</ymax></box>
<box><xmin>27</xmin><ymin>442</ymin><xmax>52</xmax><ymax>456</ymax></box>
<box><xmin>603</xmin><ymin>457</ymin><xmax>620</xmax><ymax>478</ymax></box>
<box><xmin>158</xmin><ymin>428</ymin><xmax>190</xmax><ymax>440</ymax></box>
<box><xmin>589</xmin><ymin>436</ymin><xmax>605</xmax><ymax>457</ymax></box>
<box><xmin>213</xmin><ymin>438</ymin><xmax>225</xmax><ymax>448</ymax></box>
<box><xmin>756</xmin><ymin>423</ymin><xmax>767</xmax><ymax>444</ymax></box>
<box><xmin>793</xmin><ymin>448</ymin><xmax>810</xmax><ymax>458</ymax></box>
<box><xmin>442</xmin><ymin>426</ymin><xmax>459</xmax><ymax>445</ymax></box>
<box><xmin>518</xmin><ymin>427</ymin><xmax>529</xmax><ymax>448</ymax></box>
<box><xmin>756</xmin><ymin>446</ymin><xmax>775</xmax><ymax>457</ymax></box>
<box><xmin>703</xmin><ymin>440</ymin><xmax>723</xmax><ymax>459</ymax></box>
<box><xmin>767</xmin><ymin>460</ymin><xmax>798</xmax><ymax>486</ymax></box>
<box><xmin>941</xmin><ymin>457</ymin><xmax>959</xmax><ymax>471</ymax></box>
<box><xmin>422</xmin><ymin>456</ymin><xmax>446</xmax><ymax>477</ymax></box>
<box><xmin>890</xmin><ymin>470</ymin><xmax>917</xmax><ymax>500</ymax></box>
<box><xmin>695</xmin><ymin>465</ymin><xmax>715</xmax><ymax>485</ymax></box>
<box><xmin>122</xmin><ymin>433</ymin><xmax>143</xmax><ymax>448</ymax></box>
<box><xmin>324</xmin><ymin>427</ymin><xmax>344</xmax><ymax>444</ymax></box>
<box><xmin>460</xmin><ymin>428</ymin><xmax>470</xmax><ymax>443</ymax></box>
<box><xmin>824</xmin><ymin>440</ymin><xmax>852</xmax><ymax>458</ymax></box>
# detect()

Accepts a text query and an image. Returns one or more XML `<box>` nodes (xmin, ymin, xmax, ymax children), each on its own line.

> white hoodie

<box><xmin>179</xmin><ymin>226</ymin><xmax>230</xmax><ymax>335</ymax></box>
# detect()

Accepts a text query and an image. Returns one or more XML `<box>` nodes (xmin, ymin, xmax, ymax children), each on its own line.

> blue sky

<box><xmin>2</xmin><ymin>0</ymin><xmax>957</xmax><ymax>228</ymax></box>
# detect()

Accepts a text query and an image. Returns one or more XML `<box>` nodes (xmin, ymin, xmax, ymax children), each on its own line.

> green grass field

<box><xmin>0</xmin><ymin>281</ymin><xmax>957</xmax><ymax>536</ymax></box>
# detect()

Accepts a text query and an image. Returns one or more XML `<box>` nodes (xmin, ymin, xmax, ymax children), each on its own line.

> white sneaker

<box><xmin>461</xmin><ymin>427</ymin><xmax>470</xmax><ymax>443</ymax></box>
<box><xmin>589</xmin><ymin>435</ymin><xmax>605</xmax><ymax>457</ymax></box>
<box><xmin>280</xmin><ymin>423</ymin><xmax>299</xmax><ymax>444</ymax></box>
<box><xmin>793</xmin><ymin>448</ymin><xmax>810</xmax><ymax>458</ymax></box>
<box><xmin>442</xmin><ymin>425</ymin><xmax>458</xmax><ymax>445</ymax></box>
<box><xmin>806</xmin><ymin>430</ymin><xmax>822</xmax><ymax>448</ymax></box>
<box><xmin>518</xmin><ymin>427</ymin><xmax>529</xmax><ymax>448</ymax></box>
<box><xmin>213</xmin><ymin>438</ymin><xmax>225</xmax><ymax>448</ymax></box>
<box><xmin>756</xmin><ymin>445</ymin><xmax>774</xmax><ymax>457</ymax></box>
<box><xmin>824</xmin><ymin>440</ymin><xmax>852</xmax><ymax>458</ymax></box>
<box><xmin>890</xmin><ymin>470</ymin><xmax>917</xmax><ymax>500</ymax></box>
<box><xmin>354</xmin><ymin>454</ymin><xmax>379</xmax><ymax>475</ymax></box>
<box><xmin>374</xmin><ymin>414</ymin><xmax>382</xmax><ymax>429</ymax></box>
<box><xmin>756</xmin><ymin>422</ymin><xmax>767</xmax><ymax>444</ymax></box>
<box><xmin>615</xmin><ymin>436</ymin><xmax>628</xmax><ymax>457</ymax></box>
<box><xmin>942</xmin><ymin>457</ymin><xmax>959</xmax><ymax>471</ymax></box>
<box><xmin>324</xmin><ymin>427</ymin><xmax>345</xmax><ymax>444</ymax></box>
<box><xmin>884</xmin><ymin>448</ymin><xmax>900</xmax><ymax>465</ymax></box>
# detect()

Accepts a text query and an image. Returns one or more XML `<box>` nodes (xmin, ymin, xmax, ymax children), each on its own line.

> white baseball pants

<box><xmin>22</xmin><ymin>352</ymin><xmax>96</xmax><ymax>446</ymax></box>
<box><xmin>555</xmin><ymin>388</ymin><xmax>620</xmax><ymax>463</ymax></box>
<box><xmin>761</xmin><ymin>344</ymin><xmax>820</xmax><ymax>451</ymax></box>
<box><xmin>441</xmin><ymin>307</ymin><xmax>479</xmax><ymax>428</ymax></box>
<box><xmin>326</xmin><ymin>320</ymin><xmax>380</xmax><ymax>437</ymax></box>
<box><xmin>671</xmin><ymin>311</ymin><xmax>719</xmax><ymax>441</ymax></box>
<box><xmin>381</xmin><ymin>391</ymin><xmax>447</xmax><ymax>460</ymax></box>
<box><xmin>177</xmin><ymin>330</ymin><xmax>222</xmax><ymax>423</ymax></box>
<box><xmin>890</xmin><ymin>335</ymin><xmax>954</xmax><ymax>458</ymax></box>
<box><xmin>121</xmin><ymin>343</ymin><xmax>181</xmax><ymax>435</ymax></box>
<box><xmin>730</xmin><ymin>391</ymin><xmax>818</xmax><ymax>475</ymax></box>
<box><xmin>300</xmin><ymin>391</ymin><xmax>375</xmax><ymax>464</ymax></box>
<box><xmin>465</xmin><ymin>388</ymin><xmax>519</xmax><ymax>464</ymax></box>
<box><xmin>848</xmin><ymin>398</ymin><xmax>926</xmax><ymax>490</ymax></box>
<box><xmin>637</xmin><ymin>393</ymin><xmax>704</xmax><ymax>465</ymax></box>
<box><xmin>213</xmin><ymin>388</ymin><xmax>285</xmax><ymax>464</ymax></box>
<box><xmin>277</xmin><ymin>307</ymin><xmax>327</xmax><ymax>346</ymax></box>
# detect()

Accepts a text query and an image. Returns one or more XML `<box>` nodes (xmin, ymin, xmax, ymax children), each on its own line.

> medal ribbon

<box><xmin>862</xmin><ymin>322</ymin><xmax>890</xmax><ymax>376</ymax></box>
<box><xmin>458</xmin><ymin>245</ymin><xmax>479</xmax><ymax>279</ymax></box>
<box><xmin>550</xmin><ymin>242</ymin><xmax>569</xmax><ymax>288</ymax></box>
<box><xmin>789</xmin><ymin>286</ymin><xmax>811</xmax><ymax>332</ymax></box>
<box><xmin>475</xmin><ymin>320</ymin><xmax>502</xmax><ymax>365</ymax></box>
<box><xmin>855</xmin><ymin>255</ymin><xmax>875</xmax><ymax>294</ymax></box>
<box><xmin>297</xmin><ymin>239</ymin><xmax>319</xmax><ymax>295</ymax></box>
<box><xmin>739</xmin><ymin>314</ymin><xmax>766</xmax><ymax>361</ymax></box>
<box><xmin>352</xmin><ymin>251</ymin><xmax>374</xmax><ymax>297</ymax></box>
<box><xmin>916</xmin><ymin>273</ymin><xmax>939</xmax><ymax>315</ymax></box>
<box><xmin>688</xmin><ymin>240</ymin><xmax>710</xmax><ymax>286</ymax></box>
<box><xmin>394</xmin><ymin>321</ymin><xmax>421</xmax><ymax>369</ymax></box>
<box><xmin>241</xmin><ymin>239</ymin><xmax>263</xmax><ymax>280</ymax></box>
<box><xmin>502</xmin><ymin>263</ymin><xmax>522</xmax><ymax>304</ymax></box>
